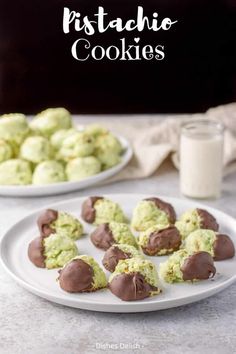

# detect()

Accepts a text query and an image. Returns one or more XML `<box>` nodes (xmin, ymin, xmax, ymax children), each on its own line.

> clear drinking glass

<box><xmin>180</xmin><ymin>120</ymin><xmax>224</xmax><ymax>199</ymax></box>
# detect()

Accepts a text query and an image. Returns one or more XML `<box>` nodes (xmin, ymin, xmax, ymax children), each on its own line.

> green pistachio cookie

<box><xmin>20</xmin><ymin>136</ymin><xmax>52</xmax><ymax>164</ymax></box>
<box><xmin>185</xmin><ymin>229</ymin><xmax>216</xmax><ymax>257</ymax></box>
<box><xmin>159</xmin><ymin>249</ymin><xmax>216</xmax><ymax>283</ymax></box>
<box><xmin>59</xmin><ymin>131</ymin><xmax>94</xmax><ymax>161</ymax></box>
<box><xmin>0</xmin><ymin>159</ymin><xmax>32</xmax><ymax>185</ymax></box>
<box><xmin>38</xmin><ymin>209</ymin><xmax>83</xmax><ymax>240</ymax></box>
<box><xmin>50</xmin><ymin>128</ymin><xmax>78</xmax><ymax>150</ymax></box>
<box><xmin>51</xmin><ymin>212</ymin><xmax>84</xmax><ymax>240</ymax></box>
<box><xmin>0</xmin><ymin>139</ymin><xmax>13</xmax><ymax>162</ymax></box>
<box><xmin>115</xmin><ymin>243</ymin><xmax>140</xmax><ymax>255</ymax></box>
<box><xmin>159</xmin><ymin>249</ymin><xmax>190</xmax><ymax>283</ymax></box>
<box><xmin>109</xmin><ymin>222</ymin><xmax>137</xmax><ymax>247</ymax></box>
<box><xmin>131</xmin><ymin>200</ymin><xmax>169</xmax><ymax>232</ymax></box>
<box><xmin>109</xmin><ymin>257</ymin><xmax>159</xmax><ymax>289</ymax></box>
<box><xmin>84</xmin><ymin>124</ymin><xmax>109</xmax><ymax>138</ymax></box>
<box><xmin>30</xmin><ymin>108</ymin><xmax>72</xmax><ymax>137</ymax></box>
<box><xmin>175</xmin><ymin>208</ymin><xmax>219</xmax><ymax>240</ymax></box>
<box><xmin>90</xmin><ymin>222</ymin><xmax>137</xmax><ymax>250</ymax></box>
<box><xmin>92</xmin><ymin>198</ymin><xmax>127</xmax><ymax>225</ymax></box>
<box><xmin>58</xmin><ymin>255</ymin><xmax>107</xmax><ymax>292</ymax></box>
<box><xmin>28</xmin><ymin>232</ymin><xmax>79</xmax><ymax>269</ymax></box>
<box><xmin>95</xmin><ymin>133</ymin><xmax>122</xmax><ymax>155</ymax></box>
<box><xmin>0</xmin><ymin>113</ymin><xmax>29</xmax><ymax>147</ymax></box>
<box><xmin>108</xmin><ymin>257</ymin><xmax>161</xmax><ymax>301</ymax></box>
<box><xmin>102</xmin><ymin>243</ymin><xmax>142</xmax><ymax>272</ymax></box>
<box><xmin>185</xmin><ymin>229</ymin><xmax>235</xmax><ymax>261</ymax></box>
<box><xmin>43</xmin><ymin>233</ymin><xmax>78</xmax><ymax>269</ymax></box>
<box><xmin>138</xmin><ymin>224</ymin><xmax>181</xmax><ymax>256</ymax></box>
<box><xmin>32</xmin><ymin>160</ymin><xmax>66</xmax><ymax>185</ymax></box>
<box><xmin>94</xmin><ymin>133</ymin><xmax>122</xmax><ymax>169</ymax></box>
<box><xmin>99</xmin><ymin>151</ymin><xmax>121</xmax><ymax>170</ymax></box>
<box><xmin>66</xmin><ymin>156</ymin><xmax>101</xmax><ymax>181</ymax></box>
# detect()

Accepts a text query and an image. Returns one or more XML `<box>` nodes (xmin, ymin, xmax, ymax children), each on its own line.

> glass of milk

<box><xmin>180</xmin><ymin>120</ymin><xmax>224</xmax><ymax>199</ymax></box>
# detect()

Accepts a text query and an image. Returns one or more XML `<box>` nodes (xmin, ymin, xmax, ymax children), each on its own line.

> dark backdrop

<box><xmin>0</xmin><ymin>0</ymin><xmax>236</xmax><ymax>114</ymax></box>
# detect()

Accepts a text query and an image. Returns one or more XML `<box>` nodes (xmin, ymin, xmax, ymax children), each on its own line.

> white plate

<box><xmin>0</xmin><ymin>136</ymin><xmax>132</xmax><ymax>197</ymax></box>
<box><xmin>1</xmin><ymin>194</ymin><xmax>236</xmax><ymax>313</ymax></box>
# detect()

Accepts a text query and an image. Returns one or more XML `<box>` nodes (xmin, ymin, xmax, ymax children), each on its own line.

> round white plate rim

<box><xmin>0</xmin><ymin>135</ymin><xmax>132</xmax><ymax>197</ymax></box>
<box><xmin>1</xmin><ymin>194</ymin><xmax>236</xmax><ymax>313</ymax></box>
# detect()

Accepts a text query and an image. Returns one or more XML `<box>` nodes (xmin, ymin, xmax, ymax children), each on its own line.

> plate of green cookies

<box><xmin>0</xmin><ymin>108</ymin><xmax>132</xmax><ymax>196</ymax></box>
<box><xmin>1</xmin><ymin>194</ymin><xmax>236</xmax><ymax>313</ymax></box>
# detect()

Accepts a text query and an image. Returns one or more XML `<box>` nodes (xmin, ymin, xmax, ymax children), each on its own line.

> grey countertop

<box><xmin>0</xmin><ymin>160</ymin><xmax>236</xmax><ymax>354</ymax></box>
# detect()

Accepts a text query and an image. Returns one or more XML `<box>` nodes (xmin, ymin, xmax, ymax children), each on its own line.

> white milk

<box><xmin>180</xmin><ymin>121</ymin><xmax>224</xmax><ymax>199</ymax></box>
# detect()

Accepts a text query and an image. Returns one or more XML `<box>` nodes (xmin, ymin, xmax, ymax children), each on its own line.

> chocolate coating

<box><xmin>90</xmin><ymin>223</ymin><xmax>115</xmax><ymax>250</ymax></box>
<box><xmin>102</xmin><ymin>246</ymin><xmax>131</xmax><ymax>272</ymax></box>
<box><xmin>37</xmin><ymin>209</ymin><xmax>58</xmax><ymax>237</ymax></box>
<box><xmin>145</xmin><ymin>197</ymin><xmax>176</xmax><ymax>224</ymax></box>
<box><xmin>28</xmin><ymin>236</ymin><xmax>45</xmax><ymax>268</ymax></box>
<box><xmin>142</xmin><ymin>226</ymin><xmax>181</xmax><ymax>256</ymax></box>
<box><xmin>213</xmin><ymin>234</ymin><xmax>235</xmax><ymax>261</ymax></box>
<box><xmin>197</xmin><ymin>208</ymin><xmax>219</xmax><ymax>231</ymax></box>
<box><xmin>109</xmin><ymin>272</ymin><xmax>158</xmax><ymax>301</ymax></box>
<box><xmin>81</xmin><ymin>196</ymin><xmax>103</xmax><ymax>223</ymax></box>
<box><xmin>58</xmin><ymin>258</ymin><xmax>94</xmax><ymax>293</ymax></box>
<box><xmin>181</xmin><ymin>251</ymin><xmax>216</xmax><ymax>281</ymax></box>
